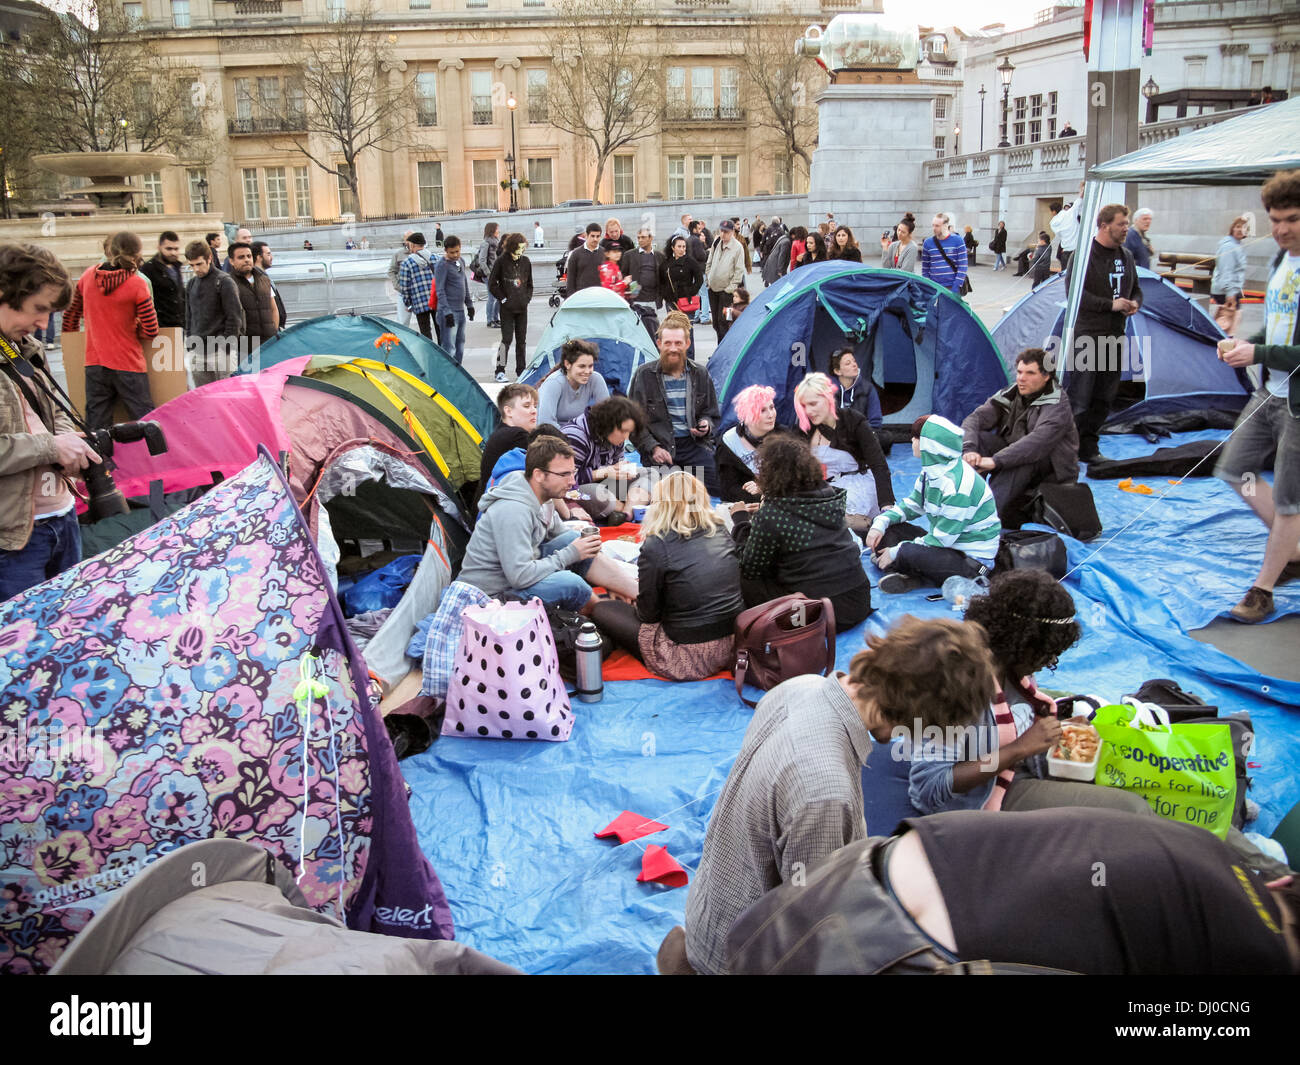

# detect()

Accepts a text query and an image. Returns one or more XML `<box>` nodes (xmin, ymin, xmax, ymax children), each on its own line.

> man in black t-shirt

<box><xmin>725</xmin><ymin>808</ymin><xmax>1298</xmax><ymax>975</ymax></box>
<box><xmin>474</xmin><ymin>383</ymin><xmax>538</xmax><ymax>513</ymax></box>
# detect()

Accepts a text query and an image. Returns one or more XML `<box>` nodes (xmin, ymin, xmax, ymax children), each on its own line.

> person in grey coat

<box><xmin>960</xmin><ymin>347</ymin><xmax>1080</xmax><ymax>526</ymax></box>
<box><xmin>183</xmin><ymin>238</ymin><xmax>245</xmax><ymax>385</ymax></box>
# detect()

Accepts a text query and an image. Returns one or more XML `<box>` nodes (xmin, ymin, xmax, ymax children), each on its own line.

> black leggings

<box><xmin>590</xmin><ymin>600</ymin><xmax>643</xmax><ymax>660</ymax></box>
<box><xmin>497</xmin><ymin>309</ymin><xmax>529</xmax><ymax>374</ymax></box>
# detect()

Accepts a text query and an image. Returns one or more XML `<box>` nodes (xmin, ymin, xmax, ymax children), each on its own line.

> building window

<box><xmin>187</xmin><ymin>168</ymin><xmax>208</xmax><ymax>213</ymax></box>
<box><xmin>720</xmin><ymin>68</ymin><xmax>740</xmax><ymax>119</ymax></box>
<box><xmin>337</xmin><ymin>164</ymin><xmax>358</xmax><ymax>217</ymax></box>
<box><xmin>934</xmin><ymin>135</ymin><xmax>946</xmax><ymax>159</ymax></box>
<box><xmin>1012</xmin><ymin>95</ymin><xmax>1027</xmax><ymax>146</ymax></box>
<box><xmin>416</xmin><ymin>71</ymin><xmax>438</xmax><ymax>126</ymax></box>
<box><xmin>171</xmin><ymin>0</ymin><xmax>190</xmax><ymax>28</ymax></box>
<box><xmin>1249</xmin><ymin>57</ymin><xmax>1265</xmax><ymax>88</ymax></box>
<box><xmin>409</xmin><ymin>0</ymin><xmax>431</xmax><ymax>7</ymax></box>
<box><xmin>693</xmin><ymin>156</ymin><xmax>713</xmax><ymax>199</ymax></box>
<box><xmin>417</xmin><ymin>161</ymin><xmax>444</xmax><ymax>213</ymax></box>
<box><xmin>667</xmin><ymin>156</ymin><xmax>685</xmax><ymax>200</ymax></box>
<box><xmin>470</xmin><ymin>71</ymin><xmax>493</xmax><ymax>125</ymax></box>
<box><xmin>242</xmin><ymin>168</ymin><xmax>261</xmax><ymax>221</ymax></box>
<box><xmin>326</xmin><ymin>0</ymin><xmax>345</xmax><ymax>21</ymax></box>
<box><xmin>257</xmin><ymin>77</ymin><xmax>282</xmax><ymax>120</ymax></box>
<box><xmin>528</xmin><ymin>158</ymin><xmax>553</xmax><ymax>208</ymax></box>
<box><xmin>934</xmin><ymin>96</ymin><xmax>947</xmax><ymax>119</ymax></box>
<box><xmin>720</xmin><ymin>155</ymin><xmax>738</xmax><ymax>198</ymax></box>
<box><xmin>123</xmin><ymin>3</ymin><xmax>143</xmax><ymax>23</ymax></box>
<box><xmin>140</xmin><ymin>171</ymin><xmax>164</xmax><ymax>213</ymax></box>
<box><xmin>294</xmin><ymin>166</ymin><xmax>311</xmax><ymax>218</ymax></box>
<box><xmin>613</xmin><ymin>156</ymin><xmax>634</xmax><ymax>204</ymax></box>
<box><xmin>234</xmin><ymin>78</ymin><xmax>253</xmax><ymax>122</ymax></box>
<box><xmin>691</xmin><ymin>68</ymin><xmax>714</xmax><ymax>120</ymax></box>
<box><xmin>472</xmin><ymin>159</ymin><xmax>497</xmax><ymax>210</ymax></box>
<box><xmin>265</xmin><ymin>167</ymin><xmax>289</xmax><ymax>218</ymax></box>
<box><xmin>1185</xmin><ymin>57</ymin><xmax>1205</xmax><ymax>86</ymax></box>
<box><xmin>667</xmin><ymin>67</ymin><xmax>686</xmax><ymax>115</ymax></box>
<box><xmin>526</xmin><ymin>69</ymin><xmax>547</xmax><ymax>124</ymax></box>
<box><xmin>286</xmin><ymin>77</ymin><xmax>305</xmax><ymax>128</ymax></box>
<box><xmin>773</xmin><ymin>155</ymin><xmax>792</xmax><ymax>195</ymax></box>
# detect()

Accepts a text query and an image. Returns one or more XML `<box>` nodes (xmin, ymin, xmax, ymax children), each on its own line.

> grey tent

<box><xmin>1062</xmin><ymin>97</ymin><xmax>1300</xmax><ymax>358</ymax></box>
<box><xmin>52</xmin><ymin>839</ymin><xmax>517</xmax><ymax>976</ymax></box>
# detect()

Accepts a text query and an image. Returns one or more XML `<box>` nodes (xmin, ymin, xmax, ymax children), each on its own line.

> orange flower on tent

<box><xmin>374</xmin><ymin>332</ymin><xmax>400</xmax><ymax>355</ymax></box>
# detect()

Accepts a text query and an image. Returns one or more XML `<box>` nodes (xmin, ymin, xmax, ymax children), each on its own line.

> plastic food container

<box><xmin>632</xmin><ymin>506</ymin><xmax>647</xmax><ymax>523</ymax></box>
<box><xmin>1046</xmin><ymin>720</ymin><xmax>1101</xmax><ymax>782</ymax></box>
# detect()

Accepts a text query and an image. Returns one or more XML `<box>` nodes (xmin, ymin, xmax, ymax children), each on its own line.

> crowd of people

<box><xmin>1</xmin><ymin>165</ymin><xmax>1298</xmax><ymax>975</ymax></box>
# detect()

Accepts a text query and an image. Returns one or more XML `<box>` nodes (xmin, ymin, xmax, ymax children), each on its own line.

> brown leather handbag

<box><xmin>733</xmin><ymin>594</ymin><xmax>836</xmax><ymax>707</ymax></box>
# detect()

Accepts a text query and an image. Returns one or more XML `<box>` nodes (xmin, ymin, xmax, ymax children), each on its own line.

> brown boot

<box><xmin>1229</xmin><ymin>586</ymin><xmax>1274</xmax><ymax>624</ymax></box>
<box><xmin>655</xmin><ymin>925</ymin><xmax>698</xmax><ymax>975</ymax></box>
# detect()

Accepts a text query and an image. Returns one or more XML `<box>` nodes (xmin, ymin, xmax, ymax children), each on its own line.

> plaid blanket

<box><xmin>419</xmin><ymin>581</ymin><xmax>492</xmax><ymax>697</ymax></box>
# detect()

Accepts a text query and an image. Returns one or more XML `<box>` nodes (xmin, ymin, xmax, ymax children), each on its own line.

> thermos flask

<box><xmin>574</xmin><ymin>622</ymin><xmax>604</xmax><ymax>703</ymax></box>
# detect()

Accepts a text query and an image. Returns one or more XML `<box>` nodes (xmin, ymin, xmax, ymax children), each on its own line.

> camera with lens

<box><xmin>79</xmin><ymin>421</ymin><xmax>169</xmax><ymax>523</ymax></box>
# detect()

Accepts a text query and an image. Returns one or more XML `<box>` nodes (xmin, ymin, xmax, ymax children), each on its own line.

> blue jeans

<box><xmin>695</xmin><ymin>276</ymin><xmax>711</xmax><ymax>322</ymax></box>
<box><xmin>506</xmin><ymin>530</ymin><xmax>594</xmax><ymax>611</ymax></box>
<box><xmin>441</xmin><ymin>309</ymin><xmax>468</xmax><ymax>365</ymax></box>
<box><xmin>0</xmin><ymin>510</ymin><xmax>82</xmax><ymax>601</ymax></box>
<box><xmin>486</xmin><ymin>292</ymin><xmax>500</xmax><ymax>326</ymax></box>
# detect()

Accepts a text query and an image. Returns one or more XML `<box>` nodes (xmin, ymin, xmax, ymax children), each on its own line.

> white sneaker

<box><xmin>494</xmin><ymin>371</ymin><xmax>506</xmax><ymax>382</ymax></box>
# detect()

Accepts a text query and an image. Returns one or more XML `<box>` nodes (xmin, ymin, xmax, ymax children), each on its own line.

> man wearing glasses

<box><xmin>459</xmin><ymin>435</ymin><xmax>638</xmax><ymax>612</ymax></box>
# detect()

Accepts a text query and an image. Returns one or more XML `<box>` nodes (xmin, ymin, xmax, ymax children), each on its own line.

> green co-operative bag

<box><xmin>1093</xmin><ymin>702</ymin><xmax>1236</xmax><ymax>839</ymax></box>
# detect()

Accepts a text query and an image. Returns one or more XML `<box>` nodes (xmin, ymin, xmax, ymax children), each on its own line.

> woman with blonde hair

<box><xmin>793</xmin><ymin>371</ymin><xmax>893</xmax><ymax>532</ymax></box>
<box><xmin>590</xmin><ymin>471</ymin><xmax>743</xmax><ymax>681</ymax></box>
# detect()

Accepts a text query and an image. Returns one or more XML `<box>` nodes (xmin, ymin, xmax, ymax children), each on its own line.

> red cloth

<box><xmin>594</xmin><ymin>810</ymin><xmax>668</xmax><ymax>844</ymax></box>
<box><xmin>64</xmin><ymin>266</ymin><xmax>157</xmax><ymax>372</ymax></box>
<box><xmin>637</xmin><ymin>845</ymin><xmax>688</xmax><ymax>887</ymax></box>
<box><xmin>603</xmin><ymin>649</ymin><xmax>731</xmax><ymax>683</ymax></box>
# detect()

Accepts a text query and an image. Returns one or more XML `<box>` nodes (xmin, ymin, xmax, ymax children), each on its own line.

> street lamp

<box><xmin>954</xmin><ymin>123</ymin><xmax>961</xmax><ymax>156</ymax></box>
<box><xmin>197</xmin><ymin>176</ymin><xmax>209</xmax><ymax>213</ymax></box>
<box><xmin>996</xmin><ymin>56</ymin><xmax>1015</xmax><ymax>149</ymax></box>
<box><xmin>978</xmin><ymin>83</ymin><xmax>987</xmax><ymax>151</ymax></box>
<box><xmin>505</xmin><ymin>93</ymin><xmax>519</xmax><ymax>212</ymax></box>
<box><xmin>1141</xmin><ymin>75</ymin><xmax>1160</xmax><ymax>122</ymax></box>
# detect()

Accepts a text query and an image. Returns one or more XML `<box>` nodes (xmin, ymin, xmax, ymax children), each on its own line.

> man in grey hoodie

<box><xmin>459</xmin><ymin>435</ymin><xmax>637</xmax><ymax>611</ymax></box>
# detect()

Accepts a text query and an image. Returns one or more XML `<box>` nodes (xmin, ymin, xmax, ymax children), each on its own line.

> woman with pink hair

<box><xmin>793</xmin><ymin>372</ymin><xmax>894</xmax><ymax>533</ymax></box>
<box><xmin>717</xmin><ymin>384</ymin><xmax>791</xmax><ymax>504</ymax></box>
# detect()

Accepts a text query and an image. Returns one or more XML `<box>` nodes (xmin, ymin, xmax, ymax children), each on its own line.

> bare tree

<box><xmin>543</xmin><ymin>0</ymin><xmax>664</xmax><ymax>204</ymax></box>
<box><xmin>737</xmin><ymin>10</ymin><xmax>825</xmax><ymax>192</ymax></box>
<box><xmin>276</xmin><ymin>3</ymin><xmax>429</xmax><ymax>216</ymax></box>
<box><xmin>20</xmin><ymin>1</ymin><xmax>212</xmax><ymax>157</ymax></box>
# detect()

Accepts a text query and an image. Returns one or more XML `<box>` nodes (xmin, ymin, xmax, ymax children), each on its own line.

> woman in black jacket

<box><xmin>717</xmin><ymin>383</ymin><xmax>789</xmax><ymax>504</ymax></box>
<box><xmin>591</xmin><ymin>472</ymin><xmax>743</xmax><ymax>681</ymax></box>
<box><xmin>734</xmin><ymin>435</ymin><xmax>872</xmax><ymax>632</ymax></box>
<box><xmin>990</xmin><ymin>221</ymin><xmax>1009</xmax><ymax>271</ymax></box>
<box><xmin>662</xmin><ymin>235</ymin><xmax>705</xmax><ymax>359</ymax></box>
<box><xmin>829</xmin><ymin>225</ymin><xmax>863</xmax><ymax>263</ymax></box>
<box><xmin>793</xmin><ymin>372</ymin><xmax>894</xmax><ymax>534</ymax></box>
<box><xmin>488</xmin><ymin>232</ymin><xmax>533</xmax><ymax>380</ymax></box>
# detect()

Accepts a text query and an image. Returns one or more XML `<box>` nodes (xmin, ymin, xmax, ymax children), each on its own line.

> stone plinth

<box><xmin>0</xmin><ymin>213</ymin><xmax>224</xmax><ymax>274</ymax></box>
<box><xmin>809</xmin><ymin>82</ymin><xmax>939</xmax><ymax>236</ymax></box>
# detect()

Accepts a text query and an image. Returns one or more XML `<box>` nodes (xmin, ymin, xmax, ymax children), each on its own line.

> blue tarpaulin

<box><xmin>402</xmin><ymin>430</ymin><xmax>1300</xmax><ymax>974</ymax></box>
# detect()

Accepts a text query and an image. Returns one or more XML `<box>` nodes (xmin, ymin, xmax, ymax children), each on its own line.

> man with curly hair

<box><xmin>1216</xmin><ymin>169</ymin><xmax>1300</xmax><ymax>622</ymax></box>
<box><xmin>659</xmin><ymin>615</ymin><xmax>997</xmax><ymax>975</ymax></box>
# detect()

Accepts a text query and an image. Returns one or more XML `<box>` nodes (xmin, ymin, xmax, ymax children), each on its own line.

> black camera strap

<box><xmin>0</xmin><ymin>338</ymin><xmax>58</xmax><ymax>436</ymax></box>
<box><xmin>0</xmin><ymin>334</ymin><xmax>87</xmax><ymax>436</ymax></box>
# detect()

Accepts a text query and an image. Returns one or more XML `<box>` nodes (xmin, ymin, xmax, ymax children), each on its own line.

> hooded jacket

<box><xmin>835</xmin><ymin>373</ymin><xmax>883</xmax><ymax>431</ymax></box>
<box><xmin>961</xmin><ymin>379</ymin><xmax>1079</xmax><ymax>486</ymax></box>
<box><xmin>869</xmin><ymin>416</ymin><xmax>1001</xmax><ymax>563</ymax></box>
<box><xmin>488</xmin><ymin>252</ymin><xmax>534</xmax><ymax>313</ymax></box>
<box><xmin>738</xmin><ymin>484</ymin><xmax>870</xmax><ymax>601</ymax></box>
<box><xmin>458</xmin><ymin>470</ymin><xmax>584</xmax><ymax>595</ymax></box>
<box><xmin>61</xmin><ymin>265</ymin><xmax>158</xmax><ymax>372</ymax></box>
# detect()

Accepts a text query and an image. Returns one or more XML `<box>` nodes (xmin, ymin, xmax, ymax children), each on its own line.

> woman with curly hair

<box><xmin>560</xmin><ymin>395</ymin><xmax>651</xmax><ymax>519</ymax></box>
<box><xmin>733</xmin><ymin>433</ymin><xmax>872</xmax><ymax>630</ymax></box>
<box><xmin>908</xmin><ymin>569</ymin><xmax>1149</xmax><ymax>814</ymax></box>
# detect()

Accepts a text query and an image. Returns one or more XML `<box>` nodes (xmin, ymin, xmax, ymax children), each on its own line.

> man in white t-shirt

<box><xmin>533</xmin><ymin>221</ymin><xmax>545</xmax><ymax>249</ymax></box>
<box><xmin>1216</xmin><ymin>169</ymin><xmax>1300</xmax><ymax>623</ymax></box>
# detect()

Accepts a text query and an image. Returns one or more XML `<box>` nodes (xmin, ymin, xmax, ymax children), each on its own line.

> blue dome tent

<box><xmin>519</xmin><ymin>287</ymin><xmax>660</xmax><ymax>397</ymax></box>
<box><xmin>247</xmin><ymin>313</ymin><xmax>497</xmax><ymax>441</ymax></box>
<box><xmin>708</xmin><ymin>262</ymin><xmax>1009</xmax><ymax>434</ymax></box>
<box><xmin>992</xmin><ymin>267</ymin><xmax>1250</xmax><ymax>427</ymax></box>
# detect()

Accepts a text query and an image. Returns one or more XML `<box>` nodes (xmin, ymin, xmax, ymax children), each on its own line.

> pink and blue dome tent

<box><xmin>992</xmin><ymin>267</ymin><xmax>1250</xmax><ymax>430</ymax></box>
<box><xmin>708</xmin><ymin>261</ymin><xmax>1009</xmax><ymax>436</ymax></box>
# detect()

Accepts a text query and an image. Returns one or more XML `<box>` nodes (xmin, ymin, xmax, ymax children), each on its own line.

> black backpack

<box><xmin>1029</xmin><ymin>482</ymin><xmax>1102</xmax><ymax>542</ymax></box>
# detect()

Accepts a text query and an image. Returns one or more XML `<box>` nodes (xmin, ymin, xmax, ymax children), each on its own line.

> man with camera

<box><xmin>0</xmin><ymin>244</ymin><xmax>102</xmax><ymax>601</ymax></box>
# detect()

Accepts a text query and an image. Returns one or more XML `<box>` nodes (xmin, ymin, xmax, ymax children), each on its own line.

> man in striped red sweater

<box><xmin>61</xmin><ymin>231</ymin><xmax>158</xmax><ymax>430</ymax></box>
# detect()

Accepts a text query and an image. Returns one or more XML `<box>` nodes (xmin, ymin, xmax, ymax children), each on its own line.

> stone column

<box><xmin>440</xmin><ymin>58</ymin><xmax>466</xmax><ymax>212</ymax></box>
<box><xmin>381</xmin><ymin>58</ymin><xmax>408</xmax><ymax>215</ymax></box>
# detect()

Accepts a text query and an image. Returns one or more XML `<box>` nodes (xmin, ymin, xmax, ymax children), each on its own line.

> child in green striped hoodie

<box><xmin>865</xmin><ymin>415</ymin><xmax>1002</xmax><ymax>593</ymax></box>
